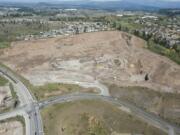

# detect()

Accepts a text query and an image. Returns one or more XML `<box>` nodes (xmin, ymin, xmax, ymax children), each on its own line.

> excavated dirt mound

<box><xmin>0</xmin><ymin>31</ymin><xmax>180</xmax><ymax>93</ymax></box>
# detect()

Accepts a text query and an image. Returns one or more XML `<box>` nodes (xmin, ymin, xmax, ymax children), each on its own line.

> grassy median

<box><xmin>32</xmin><ymin>83</ymin><xmax>98</xmax><ymax>101</ymax></box>
<box><xmin>0</xmin><ymin>75</ymin><xmax>8</xmax><ymax>86</ymax></box>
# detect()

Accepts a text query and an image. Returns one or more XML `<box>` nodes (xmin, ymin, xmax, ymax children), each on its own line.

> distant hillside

<box><xmin>0</xmin><ymin>0</ymin><xmax>180</xmax><ymax>10</ymax></box>
<box><xmin>126</xmin><ymin>0</ymin><xmax>180</xmax><ymax>9</ymax></box>
<box><xmin>159</xmin><ymin>9</ymin><xmax>180</xmax><ymax>16</ymax></box>
<box><xmin>36</xmin><ymin>1</ymin><xmax>158</xmax><ymax>11</ymax></box>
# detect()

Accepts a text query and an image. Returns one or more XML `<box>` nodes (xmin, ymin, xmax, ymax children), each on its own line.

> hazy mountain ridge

<box><xmin>35</xmin><ymin>1</ymin><xmax>158</xmax><ymax>11</ymax></box>
<box><xmin>0</xmin><ymin>0</ymin><xmax>180</xmax><ymax>10</ymax></box>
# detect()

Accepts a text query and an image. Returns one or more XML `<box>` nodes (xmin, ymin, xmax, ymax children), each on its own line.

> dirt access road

<box><xmin>0</xmin><ymin>31</ymin><xmax>180</xmax><ymax>93</ymax></box>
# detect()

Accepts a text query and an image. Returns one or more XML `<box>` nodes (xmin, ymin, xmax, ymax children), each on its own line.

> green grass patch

<box><xmin>111</xmin><ymin>15</ymin><xmax>143</xmax><ymax>32</ymax></box>
<box><xmin>0</xmin><ymin>107</ymin><xmax>11</xmax><ymax>114</ymax></box>
<box><xmin>0</xmin><ymin>42</ymin><xmax>10</xmax><ymax>49</ymax></box>
<box><xmin>147</xmin><ymin>40</ymin><xmax>180</xmax><ymax>65</ymax></box>
<box><xmin>0</xmin><ymin>75</ymin><xmax>8</xmax><ymax>86</ymax></box>
<box><xmin>0</xmin><ymin>80</ymin><xmax>19</xmax><ymax>113</ymax></box>
<box><xmin>9</xmin><ymin>83</ymin><xmax>20</xmax><ymax>107</ymax></box>
<box><xmin>0</xmin><ymin>74</ymin><xmax>19</xmax><ymax>112</ymax></box>
<box><xmin>32</xmin><ymin>83</ymin><xmax>97</xmax><ymax>101</ymax></box>
<box><xmin>41</xmin><ymin>100</ymin><xmax>166</xmax><ymax>135</ymax></box>
<box><xmin>9</xmin><ymin>83</ymin><xmax>17</xmax><ymax>99</ymax></box>
<box><xmin>0</xmin><ymin>116</ymin><xmax>25</xmax><ymax>125</ymax></box>
<box><xmin>109</xmin><ymin>84</ymin><xmax>180</xmax><ymax>126</ymax></box>
<box><xmin>117</xmin><ymin>21</ymin><xmax>143</xmax><ymax>31</ymax></box>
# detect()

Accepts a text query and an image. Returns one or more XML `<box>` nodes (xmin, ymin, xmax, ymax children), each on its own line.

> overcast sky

<box><xmin>2</xmin><ymin>0</ymin><xmax>180</xmax><ymax>1</ymax></box>
<box><xmin>1</xmin><ymin>0</ymin><xmax>180</xmax><ymax>2</ymax></box>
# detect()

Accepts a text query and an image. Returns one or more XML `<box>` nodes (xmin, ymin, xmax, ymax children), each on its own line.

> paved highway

<box><xmin>0</xmin><ymin>66</ymin><xmax>43</xmax><ymax>135</ymax></box>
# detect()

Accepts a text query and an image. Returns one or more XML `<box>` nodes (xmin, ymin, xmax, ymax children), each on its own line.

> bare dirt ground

<box><xmin>0</xmin><ymin>31</ymin><xmax>180</xmax><ymax>93</ymax></box>
<box><xmin>0</xmin><ymin>120</ymin><xmax>23</xmax><ymax>135</ymax></box>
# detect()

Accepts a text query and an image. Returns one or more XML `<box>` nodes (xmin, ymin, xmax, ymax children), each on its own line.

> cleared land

<box><xmin>0</xmin><ymin>75</ymin><xmax>16</xmax><ymax>112</ymax></box>
<box><xmin>0</xmin><ymin>31</ymin><xmax>180</xmax><ymax>94</ymax></box>
<box><xmin>109</xmin><ymin>85</ymin><xmax>180</xmax><ymax>125</ymax></box>
<box><xmin>41</xmin><ymin>100</ymin><xmax>167</xmax><ymax>135</ymax></box>
<box><xmin>0</xmin><ymin>31</ymin><xmax>180</xmax><ymax>125</ymax></box>
<box><xmin>0</xmin><ymin>117</ymin><xmax>24</xmax><ymax>135</ymax></box>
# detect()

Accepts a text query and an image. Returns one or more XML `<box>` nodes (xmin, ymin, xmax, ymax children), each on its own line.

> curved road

<box><xmin>0</xmin><ymin>65</ymin><xmax>180</xmax><ymax>135</ymax></box>
<box><xmin>0</xmin><ymin>66</ymin><xmax>43</xmax><ymax>135</ymax></box>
